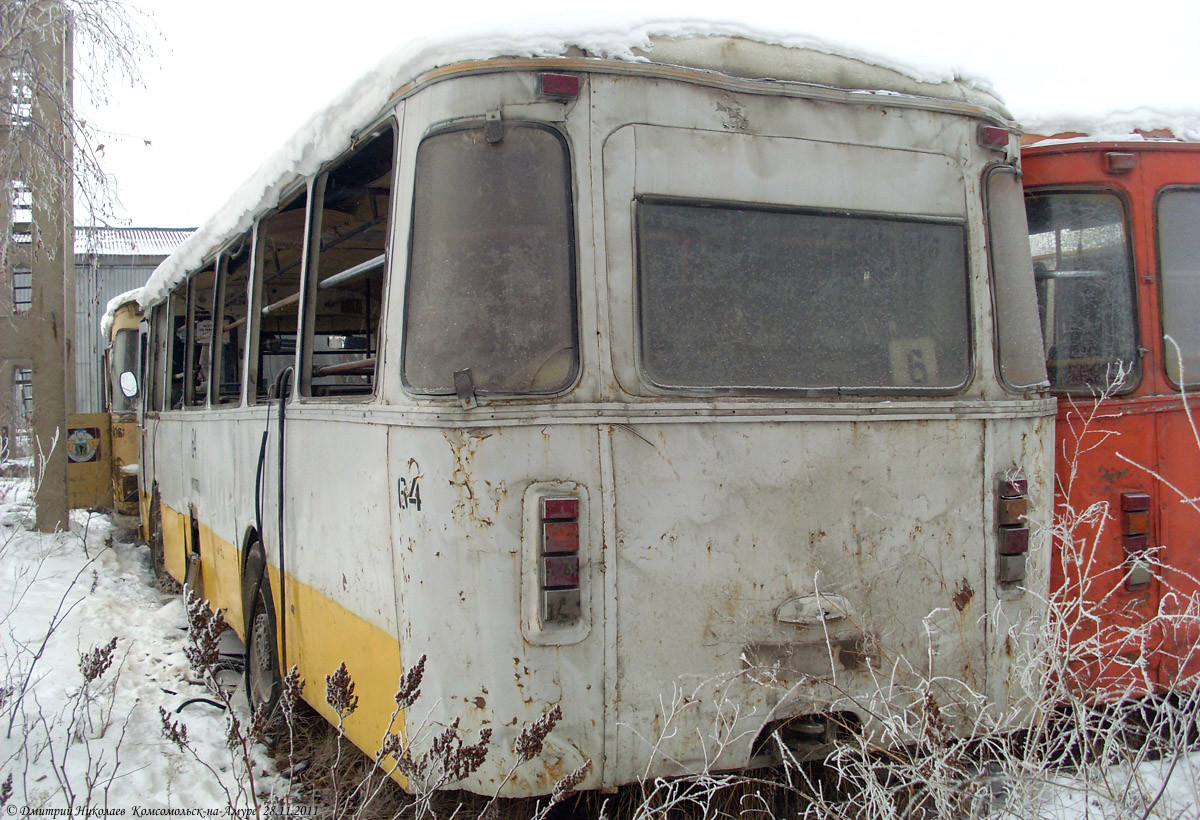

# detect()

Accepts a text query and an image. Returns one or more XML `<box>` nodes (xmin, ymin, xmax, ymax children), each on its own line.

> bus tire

<box><xmin>243</xmin><ymin>543</ymin><xmax>282</xmax><ymax>721</ymax></box>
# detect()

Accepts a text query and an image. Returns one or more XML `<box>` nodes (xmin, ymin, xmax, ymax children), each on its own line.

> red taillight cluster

<box><xmin>1121</xmin><ymin>492</ymin><xmax>1153</xmax><ymax>590</ymax></box>
<box><xmin>997</xmin><ymin>476</ymin><xmax>1029</xmax><ymax>583</ymax></box>
<box><xmin>540</xmin><ymin>497</ymin><xmax>580</xmax><ymax>624</ymax></box>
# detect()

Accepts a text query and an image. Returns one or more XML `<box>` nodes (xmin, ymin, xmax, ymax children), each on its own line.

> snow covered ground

<box><xmin>1</xmin><ymin>469</ymin><xmax>1197</xmax><ymax>818</ymax></box>
<box><xmin>0</xmin><ymin>472</ymin><xmax>288</xmax><ymax>815</ymax></box>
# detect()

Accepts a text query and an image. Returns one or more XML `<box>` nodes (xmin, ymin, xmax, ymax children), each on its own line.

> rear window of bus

<box><xmin>1025</xmin><ymin>191</ymin><xmax>1140</xmax><ymax>393</ymax></box>
<box><xmin>635</xmin><ymin>199</ymin><xmax>970</xmax><ymax>393</ymax></box>
<box><xmin>403</xmin><ymin>123</ymin><xmax>577</xmax><ymax>397</ymax></box>
<box><xmin>1158</xmin><ymin>188</ymin><xmax>1200</xmax><ymax>388</ymax></box>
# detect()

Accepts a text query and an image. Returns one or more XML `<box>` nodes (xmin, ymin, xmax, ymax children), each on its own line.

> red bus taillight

<box><xmin>1121</xmin><ymin>492</ymin><xmax>1153</xmax><ymax>590</ymax></box>
<box><xmin>978</xmin><ymin>125</ymin><xmax>1010</xmax><ymax>152</ymax></box>
<box><xmin>538</xmin><ymin>72</ymin><xmax>580</xmax><ymax>100</ymax></box>
<box><xmin>540</xmin><ymin>497</ymin><xmax>580</xmax><ymax>623</ymax></box>
<box><xmin>997</xmin><ymin>475</ymin><xmax>1029</xmax><ymax>584</ymax></box>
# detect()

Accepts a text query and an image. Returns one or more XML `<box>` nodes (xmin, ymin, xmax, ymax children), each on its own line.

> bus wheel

<box><xmin>243</xmin><ymin>547</ymin><xmax>282</xmax><ymax>721</ymax></box>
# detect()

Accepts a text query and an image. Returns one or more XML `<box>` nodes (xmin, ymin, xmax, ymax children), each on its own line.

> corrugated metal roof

<box><xmin>73</xmin><ymin>226</ymin><xmax>195</xmax><ymax>257</ymax></box>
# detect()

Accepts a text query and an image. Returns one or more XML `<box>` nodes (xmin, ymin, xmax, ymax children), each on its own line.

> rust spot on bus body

<box><xmin>952</xmin><ymin>578</ymin><xmax>974</xmax><ymax>612</ymax></box>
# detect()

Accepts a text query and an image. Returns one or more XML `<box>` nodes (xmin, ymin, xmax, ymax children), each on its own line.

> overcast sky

<box><xmin>83</xmin><ymin>0</ymin><xmax>1200</xmax><ymax>228</ymax></box>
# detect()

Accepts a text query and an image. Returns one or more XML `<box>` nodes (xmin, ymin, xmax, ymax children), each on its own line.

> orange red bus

<box><xmin>1022</xmin><ymin>135</ymin><xmax>1200</xmax><ymax>697</ymax></box>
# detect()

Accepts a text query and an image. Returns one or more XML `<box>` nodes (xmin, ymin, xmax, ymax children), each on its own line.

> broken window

<box><xmin>166</xmin><ymin>289</ymin><xmax>187</xmax><ymax>409</ymax></box>
<box><xmin>636</xmin><ymin>199</ymin><xmax>970</xmax><ymax>393</ymax></box>
<box><xmin>1158</xmin><ymin>188</ymin><xmax>1200</xmax><ymax>388</ymax></box>
<box><xmin>185</xmin><ymin>266</ymin><xmax>216</xmax><ymax>408</ymax></box>
<box><xmin>213</xmin><ymin>233</ymin><xmax>252</xmax><ymax>405</ymax></box>
<box><xmin>148</xmin><ymin>305</ymin><xmax>165</xmax><ymax>412</ymax></box>
<box><xmin>300</xmin><ymin>128</ymin><xmax>394</xmax><ymax>398</ymax></box>
<box><xmin>1025</xmin><ymin>191</ymin><xmax>1139</xmax><ymax>392</ymax></box>
<box><xmin>254</xmin><ymin>191</ymin><xmax>308</xmax><ymax>401</ymax></box>
<box><xmin>404</xmin><ymin>124</ymin><xmax>577</xmax><ymax>396</ymax></box>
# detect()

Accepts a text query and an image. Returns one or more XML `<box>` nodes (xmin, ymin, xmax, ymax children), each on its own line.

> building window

<box><xmin>14</xmin><ymin>367</ymin><xmax>33</xmax><ymax>422</ymax></box>
<box><xmin>12</xmin><ymin>266</ymin><xmax>31</xmax><ymax>313</ymax></box>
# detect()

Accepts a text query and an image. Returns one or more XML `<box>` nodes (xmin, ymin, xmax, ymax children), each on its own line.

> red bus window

<box><xmin>1158</xmin><ymin>189</ymin><xmax>1200</xmax><ymax>387</ymax></box>
<box><xmin>1025</xmin><ymin>192</ymin><xmax>1139</xmax><ymax>392</ymax></box>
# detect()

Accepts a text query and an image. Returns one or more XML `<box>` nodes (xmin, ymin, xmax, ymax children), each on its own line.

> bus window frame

<box><xmin>400</xmin><ymin>119</ymin><xmax>581</xmax><ymax>401</ymax></box>
<box><xmin>983</xmin><ymin>163</ymin><xmax>1050</xmax><ymax>393</ymax></box>
<box><xmin>631</xmin><ymin>194</ymin><xmax>974</xmax><ymax>398</ymax></box>
<box><xmin>249</xmin><ymin>182</ymin><xmax>312</xmax><ymax>406</ymax></box>
<box><xmin>165</xmin><ymin>288</ymin><xmax>188</xmax><ymax>410</ymax></box>
<box><xmin>184</xmin><ymin>264</ymin><xmax>217</xmax><ymax>410</ymax></box>
<box><xmin>298</xmin><ymin>120</ymin><xmax>398</xmax><ymax>404</ymax></box>
<box><xmin>1023</xmin><ymin>184</ymin><xmax>1142</xmax><ymax>396</ymax></box>
<box><xmin>210</xmin><ymin>232</ymin><xmax>254</xmax><ymax>408</ymax></box>
<box><xmin>1154</xmin><ymin>184</ymin><xmax>1200</xmax><ymax>391</ymax></box>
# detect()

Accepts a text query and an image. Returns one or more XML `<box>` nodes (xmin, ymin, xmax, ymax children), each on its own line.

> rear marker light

<box><xmin>543</xmin><ymin>555</ymin><xmax>580</xmax><ymax>587</ymax></box>
<box><xmin>998</xmin><ymin>526</ymin><xmax>1030</xmax><ymax>555</ymax></box>
<box><xmin>542</xmin><ymin>497</ymin><xmax>579</xmax><ymax>520</ymax></box>
<box><xmin>997</xmin><ymin>474</ymin><xmax>1029</xmax><ymax>584</ymax></box>
<box><xmin>540</xmin><ymin>496</ymin><xmax>581</xmax><ymax>625</ymax></box>
<box><xmin>1105</xmin><ymin>152</ymin><xmax>1137</xmax><ymax>173</ymax></box>
<box><xmin>1126</xmin><ymin>560</ymin><xmax>1153</xmax><ymax>590</ymax></box>
<box><xmin>538</xmin><ymin>72</ymin><xmax>580</xmax><ymax>100</ymax></box>
<box><xmin>978</xmin><ymin>125</ymin><xmax>1010</xmax><ymax>151</ymax></box>
<box><xmin>543</xmin><ymin>521</ymin><xmax>579</xmax><ymax>554</ymax></box>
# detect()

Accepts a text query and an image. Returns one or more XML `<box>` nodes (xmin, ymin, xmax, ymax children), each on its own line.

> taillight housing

<box><xmin>997</xmin><ymin>475</ymin><xmax>1029</xmax><ymax>584</ymax></box>
<box><xmin>1120</xmin><ymin>492</ymin><xmax>1153</xmax><ymax>590</ymax></box>
<box><xmin>540</xmin><ymin>497</ymin><xmax>581</xmax><ymax>623</ymax></box>
<box><xmin>978</xmin><ymin>125</ymin><xmax>1010</xmax><ymax>152</ymax></box>
<box><xmin>538</xmin><ymin>72</ymin><xmax>580</xmax><ymax>100</ymax></box>
<box><xmin>1105</xmin><ymin>151</ymin><xmax>1137</xmax><ymax>174</ymax></box>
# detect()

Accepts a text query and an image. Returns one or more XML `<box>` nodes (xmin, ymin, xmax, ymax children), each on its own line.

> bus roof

<box><xmin>1021</xmin><ymin>109</ymin><xmax>1200</xmax><ymax>148</ymax></box>
<box><xmin>138</xmin><ymin>22</ymin><xmax>1013</xmax><ymax>308</ymax></box>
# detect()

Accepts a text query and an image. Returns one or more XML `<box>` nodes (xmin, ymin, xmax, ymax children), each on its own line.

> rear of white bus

<box><xmin>389</xmin><ymin>53</ymin><xmax>1053</xmax><ymax>794</ymax></box>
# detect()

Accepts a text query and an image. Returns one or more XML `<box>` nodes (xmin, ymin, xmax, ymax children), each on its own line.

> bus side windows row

<box><xmin>146</xmin><ymin>120</ymin><xmax>584</xmax><ymax>410</ymax></box>
<box><xmin>147</xmin><ymin>128</ymin><xmax>396</xmax><ymax>410</ymax></box>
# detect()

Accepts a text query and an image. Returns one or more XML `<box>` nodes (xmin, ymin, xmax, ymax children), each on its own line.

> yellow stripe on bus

<box><xmin>158</xmin><ymin>501</ymin><xmax>408</xmax><ymax>785</ymax></box>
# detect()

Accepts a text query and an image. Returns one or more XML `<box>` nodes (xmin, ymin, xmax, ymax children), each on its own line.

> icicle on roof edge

<box><xmin>138</xmin><ymin>18</ymin><xmax>1004</xmax><ymax>308</ymax></box>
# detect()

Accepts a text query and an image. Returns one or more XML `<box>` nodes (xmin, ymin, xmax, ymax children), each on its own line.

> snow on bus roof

<box><xmin>100</xmin><ymin>287</ymin><xmax>143</xmax><ymax>339</ymax></box>
<box><xmin>138</xmin><ymin>19</ymin><xmax>1008</xmax><ymax>308</ymax></box>
<box><xmin>1022</xmin><ymin>108</ymin><xmax>1200</xmax><ymax>146</ymax></box>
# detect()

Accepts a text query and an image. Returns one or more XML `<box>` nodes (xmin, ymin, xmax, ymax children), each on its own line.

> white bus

<box><xmin>137</xmin><ymin>28</ymin><xmax>1054</xmax><ymax>796</ymax></box>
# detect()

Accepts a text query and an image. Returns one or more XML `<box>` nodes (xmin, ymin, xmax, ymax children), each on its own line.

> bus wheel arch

<box><xmin>242</xmin><ymin>539</ymin><xmax>282</xmax><ymax>718</ymax></box>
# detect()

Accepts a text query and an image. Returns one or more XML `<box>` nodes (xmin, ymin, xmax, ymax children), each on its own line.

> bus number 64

<box><xmin>398</xmin><ymin>475</ymin><xmax>423</xmax><ymax>512</ymax></box>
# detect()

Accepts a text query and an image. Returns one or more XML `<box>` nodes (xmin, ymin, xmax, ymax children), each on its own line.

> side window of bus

<box><xmin>148</xmin><ymin>306</ymin><xmax>164</xmax><ymax>412</ymax></box>
<box><xmin>985</xmin><ymin>167</ymin><xmax>1048</xmax><ymax>391</ymax></box>
<box><xmin>110</xmin><ymin>328</ymin><xmax>138</xmax><ymax>415</ymax></box>
<box><xmin>167</xmin><ymin>288</ymin><xmax>187</xmax><ymax>409</ymax></box>
<box><xmin>404</xmin><ymin>124</ymin><xmax>577</xmax><ymax>396</ymax></box>
<box><xmin>1025</xmin><ymin>191</ymin><xmax>1139</xmax><ymax>392</ymax></box>
<box><xmin>185</xmin><ymin>266</ymin><xmax>216</xmax><ymax>407</ymax></box>
<box><xmin>255</xmin><ymin>191</ymin><xmax>309</xmax><ymax>402</ymax></box>
<box><xmin>213</xmin><ymin>233</ymin><xmax>252</xmax><ymax>405</ymax></box>
<box><xmin>1157</xmin><ymin>189</ymin><xmax>1200</xmax><ymax>388</ymax></box>
<box><xmin>301</xmin><ymin>128</ymin><xmax>394</xmax><ymax>398</ymax></box>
